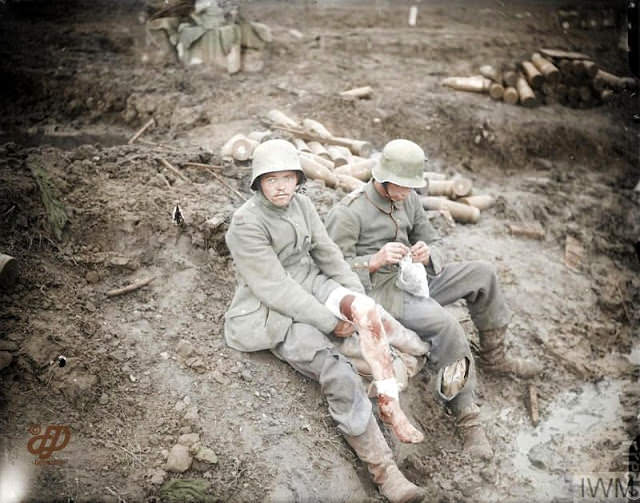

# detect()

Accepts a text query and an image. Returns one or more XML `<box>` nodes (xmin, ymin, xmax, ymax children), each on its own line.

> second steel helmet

<box><xmin>372</xmin><ymin>139</ymin><xmax>427</xmax><ymax>189</ymax></box>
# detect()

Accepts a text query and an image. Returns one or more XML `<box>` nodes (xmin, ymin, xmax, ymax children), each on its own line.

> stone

<box><xmin>165</xmin><ymin>444</ymin><xmax>192</xmax><ymax>473</ymax></box>
<box><xmin>211</xmin><ymin>369</ymin><xmax>230</xmax><ymax>385</ymax></box>
<box><xmin>0</xmin><ymin>351</ymin><xmax>12</xmax><ymax>371</ymax></box>
<box><xmin>177</xmin><ymin>433</ymin><xmax>200</xmax><ymax>447</ymax></box>
<box><xmin>193</xmin><ymin>446</ymin><xmax>218</xmax><ymax>465</ymax></box>
<box><xmin>183</xmin><ymin>407</ymin><xmax>199</xmax><ymax>423</ymax></box>
<box><xmin>150</xmin><ymin>468</ymin><xmax>167</xmax><ymax>485</ymax></box>
<box><xmin>175</xmin><ymin>398</ymin><xmax>189</xmax><ymax>412</ymax></box>
<box><xmin>528</xmin><ymin>440</ymin><xmax>556</xmax><ymax>471</ymax></box>
<box><xmin>176</xmin><ymin>340</ymin><xmax>194</xmax><ymax>358</ymax></box>
<box><xmin>86</xmin><ymin>271</ymin><xmax>100</xmax><ymax>283</ymax></box>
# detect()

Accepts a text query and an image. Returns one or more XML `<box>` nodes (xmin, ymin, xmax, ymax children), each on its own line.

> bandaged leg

<box><xmin>379</xmin><ymin>306</ymin><xmax>431</xmax><ymax>357</ymax></box>
<box><xmin>340</xmin><ymin>293</ymin><xmax>424</xmax><ymax>444</ymax></box>
<box><xmin>335</xmin><ymin>334</ymin><xmax>413</xmax><ymax>391</ymax></box>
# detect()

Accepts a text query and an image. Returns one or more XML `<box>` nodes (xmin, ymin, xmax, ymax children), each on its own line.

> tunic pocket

<box><xmin>224</xmin><ymin>289</ymin><xmax>291</xmax><ymax>352</ymax></box>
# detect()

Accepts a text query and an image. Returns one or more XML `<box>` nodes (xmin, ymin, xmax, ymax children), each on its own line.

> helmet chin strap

<box><xmin>382</xmin><ymin>182</ymin><xmax>392</xmax><ymax>199</ymax></box>
<box><xmin>381</xmin><ymin>182</ymin><xmax>398</xmax><ymax>210</ymax></box>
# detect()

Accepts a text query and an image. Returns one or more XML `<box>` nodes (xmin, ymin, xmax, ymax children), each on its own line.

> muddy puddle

<box><xmin>511</xmin><ymin>378</ymin><xmax>627</xmax><ymax>501</ymax></box>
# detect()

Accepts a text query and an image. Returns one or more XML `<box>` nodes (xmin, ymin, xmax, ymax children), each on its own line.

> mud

<box><xmin>0</xmin><ymin>0</ymin><xmax>638</xmax><ymax>502</ymax></box>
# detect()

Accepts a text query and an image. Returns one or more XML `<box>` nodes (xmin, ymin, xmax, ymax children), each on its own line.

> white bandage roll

<box><xmin>374</xmin><ymin>378</ymin><xmax>399</xmax><ymax>399</ymax></box>
<box><xmin>325</xmin><ymin>287</ymin><xmax>372</xmax><ymax>322</ymax></box>
<box><xmin>325</xmin><ymin>286</ymin><xmax>352</xmax><ymax>321</ymax></box>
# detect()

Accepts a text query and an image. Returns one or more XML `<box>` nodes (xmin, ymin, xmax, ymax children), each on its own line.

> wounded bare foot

<box><xmin>378</xmin><ymin>394</ymin><xmax>424</xmax><ymax>444</ymax></box>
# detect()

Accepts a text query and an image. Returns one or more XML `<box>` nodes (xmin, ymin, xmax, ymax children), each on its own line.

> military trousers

<box><xmin>271</xmin><ymin>322</ymin><xmax>373</xmax><ymax>437</ymax></box>
<box><xmin>396</xmin><ymin>260</ymin><xmax>510</xmax><ymax>413</ymax></box>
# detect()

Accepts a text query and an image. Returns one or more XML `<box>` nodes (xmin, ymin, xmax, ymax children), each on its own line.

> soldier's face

<box><xmin>260</xmin><ymin>170</ymin><xmax>298</xmax><ymax>207</ymax></box>
<box><xmin>384</xmin><ymin>182</ymin><xmax>412</xmax><ymax>202</ymax></box>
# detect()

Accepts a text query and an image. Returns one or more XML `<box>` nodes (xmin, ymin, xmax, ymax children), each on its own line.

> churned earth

<box><xmin>0</xmin><ymin>0</ymin><xmax>638</xmax><ymax>502</ymax></box>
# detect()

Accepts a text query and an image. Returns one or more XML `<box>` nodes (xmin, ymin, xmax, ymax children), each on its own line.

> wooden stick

<box><xmin>539</xmin><ymin>48</ymin><xmax>590</xmax><ymax>60</ymax></box>
<box><xmin>206</xmin><ymin>169</ymin><xmax>247</xmax><ymax>201</ymax></box>
<box><xmin>182</xmin><ymin>162</ymin><xmax>224</xmax><ymax>170</ymax></box>
<box><xmin>157</xmin><ymin>157</ymin><xmax>190</xmax><ymax>183</ymax></box>
<box><xmin>270</xmin><ymin>125</ymin><xmax>373</xmax><ymax>158</ymax></box>
<box><xmin>136</xmin><ymin>139</ymin><xmax>179</xmax><ymax>151</ymax></box>
<box><xmin>107</xmin><ymin>276</ymin><xmax>155</xmax><ymax>297</ymax></box>
<box><xmin>545</xmin><ymin>345</ymin><xmax>589</xmax><ymax>378</ymax></box>
<box><xmin>128</xmin><ymin>118</ymin><xmax>155</xmax><ymax>145</ymax></box>
<box><xmin>528</xmin><ymin>384</ymin><xmax>540</xmax><ymax>426</ymax></box>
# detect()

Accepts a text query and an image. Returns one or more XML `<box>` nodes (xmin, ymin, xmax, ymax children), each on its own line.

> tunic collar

<box><xmin>364</xmin><ymin>180</ymin><xmax>397</xmax><ymax>213</ymax></box>
<box><xmin>255</xmin><ymin>190</ymin><xmax>292</xmax><ymax>214</ymax></box>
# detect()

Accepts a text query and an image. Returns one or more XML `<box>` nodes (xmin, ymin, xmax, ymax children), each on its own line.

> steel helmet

<box><xmin>372</xmin><ymin>139</ymin><xmax>427</xmax><ymax>188</ymax></box>
<box><xmin>250</xmin><ymin>139</ymin><xmax>305</xmax><ymax>190</ymax></box>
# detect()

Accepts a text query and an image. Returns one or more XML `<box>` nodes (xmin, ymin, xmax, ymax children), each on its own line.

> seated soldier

<box><xmin>326</xmin><ymin>139</ymin><xmax>543</xmax><ymax>460</ymax></box>
<box><xmin>224</xmin><ymin>139</ymin><xmax>434</xmax><ymax>503</ymax></box>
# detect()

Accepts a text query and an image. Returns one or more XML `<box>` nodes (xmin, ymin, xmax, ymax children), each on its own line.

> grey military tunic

<box><xmin>326</xmin><ymin>181</ymin><xmax>511</xmax><ymax>413</ymax></box>
<box><xmin>224</xmin><ymin>191</ymin><xmax>372</xmax><ymax>435</ymax></box>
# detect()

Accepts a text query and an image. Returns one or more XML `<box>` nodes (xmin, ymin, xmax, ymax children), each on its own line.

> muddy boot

<box><xmin>455</xmin><ymin>404</ymin><xmax>493</xmax><ymax>461</ymax></box>
<box><xmin>344</xmin><ymin>417</ymin><xmax>428</xmax><ymax>503</ymax></box>
<box><xmin>479</xmin><ymin>326</ymin><xmax>542</xmax><ymax>378</ymax></box>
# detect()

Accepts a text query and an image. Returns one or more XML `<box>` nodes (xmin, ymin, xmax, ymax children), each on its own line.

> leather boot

<box><xmin>344</xmin><ymin>417</ymin><xmax>428</xmax><ymax>503</ymax></box>
<box><xmin>479</xmin><ymin>326</ymin><xmax>542</xmax><ymax>378</ymax></box>
<box><xmin>455</xmin><ymin>404</ymin><xmax>493</xmax><ymax>461</ymax></box>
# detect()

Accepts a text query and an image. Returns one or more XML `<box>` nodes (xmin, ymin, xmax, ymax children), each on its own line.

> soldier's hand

<box><xmin>333</xmin><ymin>320</ymin><xmax>355</xmax><ymax>338</ymax></box>
<box><xmin>369</xmin><ymin>242</ymin><xmax>410</xmax><ymax>272</ymax></box>
<box><xmin>411</xmin><ymin>241</ymin><xmax>430</xmax><ymax>265</ymax></box>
